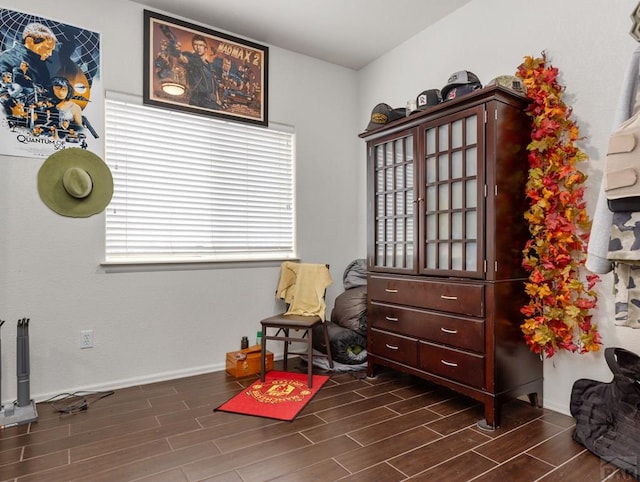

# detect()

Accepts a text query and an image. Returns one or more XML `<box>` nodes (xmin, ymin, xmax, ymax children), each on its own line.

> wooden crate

<box><xmin>225</xmin><ymin>345</ymin><xmax>273</xmax><ymax>378</ymax></box>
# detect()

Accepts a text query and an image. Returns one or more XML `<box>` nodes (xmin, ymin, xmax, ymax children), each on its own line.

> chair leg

<box><xmin>323</xmin><ymin>322</ymin><xmax>334</xmax><ymax>368</ymax></box>
<box><xmin>283</xmin><ymin>328</ymin><xmax>289</xmax><ymax>371</ymax></box>
<box><xmin>260</xmin><ymin>324</ymin><xmax>267</xmax><ymax>382</ymax></box>
<box><xmin>307</xmin><ymin>328</ymin><xmax>313</xmax><ymax>388</ymax></box>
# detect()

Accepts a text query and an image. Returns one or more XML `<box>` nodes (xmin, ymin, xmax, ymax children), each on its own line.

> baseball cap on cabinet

<box><xmin>414</xmin><ymin>89</ymin><xmax>442</xmax><ymax>112</ymax></box>
<box><xmin>389</xmin><ymin>107</ymin><xmax>407</xmax><ymax>121</ymax></box>
<box><xmin>442</xmin><ymin>83</ymin><xmax>482</xmax><ymax>101</ymax></box>
<box><xmin>366</xmin><ymin>103</ymin><xmax>406</xmax><ymax>131</ymax></box>
<box><xmin>486</xmin><ymin>75</ymin><xmax>524</xmax><ymax>93</ymax></box>
<box><xmin>441</xmin><ymin>70</ymin><xmax>482</xmax><ymax>101</ymax></box>
<box><xmin>366</xmin><ymin>103</ymin><xmax>392</xmax><ymax>131</ymax></box>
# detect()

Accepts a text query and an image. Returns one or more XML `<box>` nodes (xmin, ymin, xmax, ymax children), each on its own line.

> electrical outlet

<box><xmin>80</xmin><ymin>330</ymin><xmax>94</xmax><ymax>349</ymax></box>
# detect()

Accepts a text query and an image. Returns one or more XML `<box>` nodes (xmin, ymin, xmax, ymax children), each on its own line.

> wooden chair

<box><xmin>260</xmin><ymin>263</ymin><xmax>334</xmax><ymax>388</ymax></box>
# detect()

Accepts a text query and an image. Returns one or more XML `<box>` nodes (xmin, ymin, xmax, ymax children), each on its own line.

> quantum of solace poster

<box><xmin>0</xmin><ymin>8</ymin><xmax>102</xmax><ymax>158</ymax></box>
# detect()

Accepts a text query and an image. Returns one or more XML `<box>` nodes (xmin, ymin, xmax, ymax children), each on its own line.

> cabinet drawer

<box><xmin>369</xmin><ymin>275</ymin><xmax>484</xmax><ymax>317</ymax></box>
<box><xmin>419</xmin><ymin>342</ymin><xmax>485</xmax><ymax>389</ymax></box>
<box><xmin>369</xmin><ymin>302</ymin><xmax>485</xmax><ymax>353</ymax></box>
<box><xmin>370</xmin><ymin>328</ymin><xmax>418</xmax><ymax>366</ymax></box>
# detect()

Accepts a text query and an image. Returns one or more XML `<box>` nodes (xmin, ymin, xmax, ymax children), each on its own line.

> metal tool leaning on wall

<box><xmin>0</xmin><ymin>318</ymin><xmax>38</xmax><ymax>428</ymax></box>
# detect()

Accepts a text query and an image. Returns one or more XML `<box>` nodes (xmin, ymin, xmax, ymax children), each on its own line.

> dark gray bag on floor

<box><xmin>570</xmin><ymin>347</ymin><xmax>640</xmax><ymax>478</ymax></box>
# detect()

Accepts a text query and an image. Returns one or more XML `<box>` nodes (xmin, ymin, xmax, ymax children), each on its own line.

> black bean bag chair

<box><xmin>343</xmin><ymin>259</ymin><xmax>367</xmax><ymax>289</ymax></box>
<box><xmin>331</xmin><ymin>285</ymin><xmax>367</xmax><ymax>336</ymax></box>
<box><xmin>312</xmin><ymin>320</ymin><xmax>367</xmax><ymax>365</ymax></box>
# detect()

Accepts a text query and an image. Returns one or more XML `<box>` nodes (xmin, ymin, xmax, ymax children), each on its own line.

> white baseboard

<box><xmin>2</xmin><ymin>352</ymin><xmax>283</xmax><ymax>407</ymax></box>
<box><xmin>5</xmin><ymin>361</ymin><xmax>226</xmax><ymax>407</ymax></box>
<box><xmin>540</xmin><ymin>399</ymin><xmax>571</xmax><ymax>417</ymax></box>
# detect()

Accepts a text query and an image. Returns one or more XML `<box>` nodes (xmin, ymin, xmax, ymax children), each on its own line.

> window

<box><xmin>104</xmin><ymin>93</ymin><xmax>295</xmax><ymax>264</ymax></box>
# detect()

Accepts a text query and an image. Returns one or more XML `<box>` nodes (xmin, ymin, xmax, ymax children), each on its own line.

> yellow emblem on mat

<box><xmin>247</xmin><ymin>378</ymin><xmax>312</xmax><ymax>403</ymax></box>
<box><xmin>266</xmin><ymin>381</ymin><xmax>295</xmax><ymax>396</ymax></box>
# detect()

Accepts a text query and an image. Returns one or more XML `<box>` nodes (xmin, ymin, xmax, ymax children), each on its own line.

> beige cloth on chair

<box><xmin>275</xmin><ymin>262</ymin><xmax>332</xmax><ymax>320</ymax></box>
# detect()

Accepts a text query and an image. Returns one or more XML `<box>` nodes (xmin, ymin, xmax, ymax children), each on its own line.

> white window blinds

<box><xmin>104</xmin><ymin>94</ymin><xmax>295</xmax><ymax>263</ymax></box>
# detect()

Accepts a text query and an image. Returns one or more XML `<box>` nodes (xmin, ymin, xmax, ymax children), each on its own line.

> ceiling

<box><xmin>134</xmin><ymin>0</ymin><xmax>473</xmax><ymax>70</ymax></box>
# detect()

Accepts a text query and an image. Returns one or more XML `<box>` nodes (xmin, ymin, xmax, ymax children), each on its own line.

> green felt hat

<box><xmin>37</xmin><ymin>148</ymin><xmax>114</xmax><ymax>218</ymax></box>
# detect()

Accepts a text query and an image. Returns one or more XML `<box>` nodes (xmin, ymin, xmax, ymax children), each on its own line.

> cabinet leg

<box><xmin>477</xmin><ymin>399</ymin><xmax>499</xmax><ymax>432</ymax></box>
<box><xmin>528</xmin><ymin>391</ymin><xmax>542</xmax><ymax>408</ymax></box>
<box><xmin>366</xmin><ymin>362</ymin><xmax>378</xmax><ymax>380</ymax></box>
<box><xmin>476</xmin><ymin>419</ymin><xmax>495</xmax><ymax>432</ymax></box>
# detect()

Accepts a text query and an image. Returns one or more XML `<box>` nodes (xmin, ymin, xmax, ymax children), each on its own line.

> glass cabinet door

<box><xmin>420</xmin><ymin>106</ymin><xmax>485</xmax><ymax>278</ymax></box>
<box><xmin>371</xmin><ymin>132</ymin><xmax>415</xmax><ymax>272</ymax></box>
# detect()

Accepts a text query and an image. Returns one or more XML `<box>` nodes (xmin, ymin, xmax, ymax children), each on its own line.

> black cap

<box><xmin>415</xmin><ymin>89</ymin><xmax>442</xmax><ymax>112</ymax></box>
<box><xmin>442</xmin><ymin>83</ymin><xmax>482</xmax><ymax>102</ymax></box>
<box><xmin>441</xmin><ymin>70</ymin><xmax>482</xmax><ymax>100</ymax></box>
<box><xmin>366</xmin><ymin>103</ymin><xmax>392</xmax><ymax>131</ymax></box>
<box><xmin>389</xmin><ymin>107</ymin><xmax>407</xmax><ymax>121</ymax></box>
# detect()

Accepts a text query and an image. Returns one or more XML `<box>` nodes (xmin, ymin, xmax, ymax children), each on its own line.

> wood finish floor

<box><xmin>0</xmin><ymin>358</ymin><xmax>633</xmax><ymax>481</ymax></box>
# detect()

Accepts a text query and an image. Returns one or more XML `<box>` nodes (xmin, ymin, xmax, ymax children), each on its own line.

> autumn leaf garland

<box><xmin>515</xmin><ymin>52</ymin><xmax>601</xmax><ymax>358</ymax></box>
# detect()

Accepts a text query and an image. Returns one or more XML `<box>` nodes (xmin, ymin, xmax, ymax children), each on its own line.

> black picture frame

<box><xmin>143</xmin><ymin>10</ymin><xmax>268</xmax><ymax>127</ymax></box>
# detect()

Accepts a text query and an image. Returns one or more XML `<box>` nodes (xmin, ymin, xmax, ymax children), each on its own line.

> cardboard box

<box><xmin>226</xmin><ymin>345</ymin><xmax>273</xmax><ymax>378</ymax></box>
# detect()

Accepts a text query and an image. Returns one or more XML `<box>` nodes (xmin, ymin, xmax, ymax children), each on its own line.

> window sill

<box><xmin>100</xmin><ymin>257</ymin><xmax>299</xmax><ymax>273</ymax></box>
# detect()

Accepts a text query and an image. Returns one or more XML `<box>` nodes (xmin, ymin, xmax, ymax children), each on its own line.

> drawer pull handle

<box><xmin>385</xmin><ymin>344</ymin><xmax>399</xmax><ymax>350</ymax></box>
<box><xmin>440</xmin><ymin>295</ymin><xmax>458</xmax><ymax>300</ymax></box>
<box><xmin>440</xmin><ymin>327</ymin><xmax>458</xmax><ymax>334</ymax></box>
<box><xmin>385</xmin><ymin>288</ymin><xmax>398</xmax><ymax>293</ymax></box>
<box><xmin>385</xmin><ymin>316</ymin><xmax>399</xmax><ymax>322</ymax></box>
<box><xmin>441</xmin><ymin>359</ymin><xmax>458</xmax><ymax>367</ymax></box>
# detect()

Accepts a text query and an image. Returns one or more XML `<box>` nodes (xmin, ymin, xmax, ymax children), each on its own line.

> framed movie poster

<box><xmin>0</xmin><ymin>8</ymin><xmax>103</xmax><ymax>158</ymax></box>
<box><xmin>143</xmin><ymin>10</ymin><xmax>269</xmax><ymax>127</ymax></box>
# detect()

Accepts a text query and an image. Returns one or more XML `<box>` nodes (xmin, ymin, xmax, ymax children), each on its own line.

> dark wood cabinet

<box><xmin>360</xmin><ymin>85</ymin><xmax>543</xmax><ymax>429</ymax></box>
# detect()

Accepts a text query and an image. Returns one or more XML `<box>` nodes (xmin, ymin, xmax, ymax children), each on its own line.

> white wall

<box><xmin>0</xmin><ymin>0</ymin><xmax>361</xmax><ymax>403</ymax></box>
<box><xmin>357</xmin><ymin>0</ymin><xmax>640</xmax><ymax>415</ymax></box>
